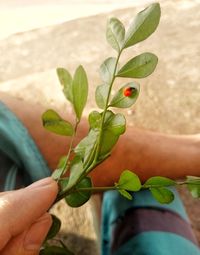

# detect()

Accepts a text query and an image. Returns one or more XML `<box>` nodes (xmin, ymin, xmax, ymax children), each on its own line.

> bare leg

<box><xmin>1</xmin><ymin>92</ymin><xmax>199</xmax><ymax>188</ymax></box>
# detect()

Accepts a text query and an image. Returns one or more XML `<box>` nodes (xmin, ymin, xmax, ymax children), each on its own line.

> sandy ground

<box><xmin>0</xmin><ymin>0</ymin><xmax>199</xmax><ymax>253</ymax></box>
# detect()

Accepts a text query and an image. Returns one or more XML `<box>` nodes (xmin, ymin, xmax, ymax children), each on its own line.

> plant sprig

<box><xmin>40</xmin><ymin>3</ymin><xmax>200</xmax><ymax>254</ymax></box>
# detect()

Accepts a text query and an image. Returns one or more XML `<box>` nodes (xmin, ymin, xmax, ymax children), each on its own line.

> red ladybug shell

<box><xmin>123</xmin><ymin>87</ymin><xmax>133</xmax><ymax>97</ymax></box>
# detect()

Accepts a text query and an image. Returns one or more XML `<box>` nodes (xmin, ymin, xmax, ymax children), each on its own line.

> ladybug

<box><xmin>123</xmin><ymin>87</ymin><xmax>135</xmax><ymax>97</ymax></box>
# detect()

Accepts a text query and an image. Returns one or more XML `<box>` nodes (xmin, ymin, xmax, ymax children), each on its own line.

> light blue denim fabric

<box><xmin>0</xmin><ymin>101</ymin><xmax>50</xmax><ymax>190</ymax></box>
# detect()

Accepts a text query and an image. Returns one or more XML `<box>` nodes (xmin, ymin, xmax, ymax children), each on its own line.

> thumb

<box><xmin>0</xmin><ymin>177</ymin><xmax>58</xmax><ymax>250</ymax></box>
<box><xmin>1</xmin><ymin>213</ymin><xmax>52</xmax><ymax>255</ymax></box>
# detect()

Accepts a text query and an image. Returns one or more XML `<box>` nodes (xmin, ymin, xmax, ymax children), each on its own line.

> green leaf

<box><xmin>95</xmin><ymin>84</ymin><xmax>109</xmax><ymax>109</ymax></box>
<box><xmin>66</xmin><ymin>156</ymin><xmax>84</xmax><ymax>190</ymax></box>
<box><xmin>186</xmin><ymin>176</ymin><xmax>200</xmax><ymax>198</ymax></box>
<box><xmin>103</xmin><ymin>109</ymin><xmax>114</xmax><ymax>121</ymax></box>
<box><xmin>57</xmin><ymin>156</ymin><xmax>68</xmax><ymax>169</ymax></box>
<box><xmin>57</xmin><ymin>68</ymin><xmax>73</xmax><ymax>103</ymax></box>
<box><xmin>100</xmin><ymin>57</ymin><xmax>117</xmax><ymax>84</ymax></box>
<box><xmin>40</xmin><ymin>246</ymin><xmax>74</xmax><ymax>255</ymax></box>
<box><xmin>59</xmin><ymin>177</ymin><xmax>69</xmax><ymax>191</ymax></box>
<box><xmin>51</xmin><ymin>169</ymin><xmax>63</xmax><ymax>180</ymax></box>
<box><xmin>42</xmin><ymin>109</ymin><xmax>74</xmax><ymax>136</ymax></box>
<box><xmin>110</xmin><ymin>82</ymin><xmax>139</xmax><ymax>108</ymax></box>
<box><xmin>72</xmin><ymin>65</ymin><xmax>88</xmax><ymax>120</ymax></box>
<box><xmin>117</xmin><ymin>52</ymin><xmax>158</xmax><ymax>78</ymax></box>
<box><xmin>124</xmin><ymin>3</ymin><xmax>161</xmax><ymax>48</ymax></box>
<box><xmin>118</xmin><ymin>189</ymin><xmax>133</xmax><ymax>200</ymax></box>
<box><xmin>144</xmin><ymin>176</ymin><xmax>176</xmax><ymax>188</ymax></box>
<box><xmin>150</xmin><ymin>187</ymin><xmax>174</xmax><ymax>204</ymax></box>
<box><xmin>65</xmin><ymin>177</ymin><xmax>92</xmax><ymax>207</ymax></box>
<box><xmin>99</xmin><ymin>111</ymin><xmax>126</xmax><ymax>156</ymax></box>
<box><xmin>188</xmin><ymin>184</ymin><xmax>200</xmax><ymax>198</ymax></box>
<box><xmin>106</xmin><ymin>17</ymin><xmax>125</xmax><ymax>52</ymax></box>
<box><xmin>117</xmin><ymin>170</ymin><xmax>141</xmax><ymax>191</ymax></box>
<box><xmin>74</xmin><ymin>129</ymin><xmax>99</xmax><ymax>164</ymax></box>
<box><xmin>103</xmin><ymin>111</ymin><xmax>126</xmax><ymax>136</ymax></box>
<box><xmin>88</xmin><ymin>111</ymin><xmax>102</xmax><ymax>129</ymax></box>
<box><xmin>46</xmin><ymin>215</ymin><xmax>61</xmax><ymax>240</ymax></box>
<box><xmin>100</xmin><ymin>130</ymin><xmax>118</xmax><ymax>156</ymax></box>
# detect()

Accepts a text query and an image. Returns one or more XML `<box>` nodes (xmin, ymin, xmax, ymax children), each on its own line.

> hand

<box><xmin>0</xmin><ymin>177</ymin><xmax>58</xmax><ymax>255</ymax></box>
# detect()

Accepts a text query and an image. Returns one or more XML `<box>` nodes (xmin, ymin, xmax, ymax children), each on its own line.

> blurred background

<box><xmin>0</xmin><ymin>0</ymin><xmax>199</xmax><ymax>254</ymax></box>
<box><xmin>0</xmin><ymin>0</ymin><xmax>153</xmax><ymax>40</ymax></box>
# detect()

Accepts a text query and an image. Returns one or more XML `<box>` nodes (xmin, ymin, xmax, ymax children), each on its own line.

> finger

<box><xmin>0</xmin><ymin>177</ymin><xmax>58</xmax><ymax>250</ymax></box>
<box><xmin>1</xmin><ymin>213</ymin><xmax>52</xmax><ymax>255</ymax></box>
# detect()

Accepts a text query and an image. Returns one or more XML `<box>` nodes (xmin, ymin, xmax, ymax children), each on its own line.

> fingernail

<box><xmin>28</xmin><ymin>177</ymin><xmax>54</xmax><ymax>189</ymax></box>
<box><xmin>24</xmin><ymin>213</ymin><xmax>52</xmax><ymax>251</ymax></box>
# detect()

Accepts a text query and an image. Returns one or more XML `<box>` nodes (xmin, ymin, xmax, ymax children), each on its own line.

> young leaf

<box><xmin>117</xmin><ymin>52</ymin><xmax>158</xmax><ymax>78</ymax></box>
<box><xmin>110</xmin><ymin>82</ymin><xmax>139</xmax><ymax>108</ymax></box>
<box><xmin>124</xmin><ymin>3</ymin><xmax>161</xmax><ymax>48</ymax></box>
<box><xmin>42</xmin><ymin>109</ymin><xmax>74</xmax><ymax>136</ymax></box>
<box><xmin>187</xmin><ymin>184</ymin><xmax>200</xmax><ymax>198</ymax></box>
<box><xmin>74</xmin><ymin>129</ymin><xmax>99</xmax><ymax>164</ymax></box>
<box><xmin>106</xmin><ymin>17</ymin><xmax>125</xmax><ymax>52</ymax></box>
<box><xmin>95</xmin><ymin>84</ymin><xmax>109</xmax><ymax>109</ymax></box>
<box><xmin>52</xmin><ymin>168</ymin><xmax>63</xmax><ymax>180</ymax></box>
<box><xmin>150</xmin><ymin>187</ymin><xmax>174</xmax><ymax>204</ymax></box>
<box><xmin>100</xmin><ymin>57</ymin><xmax>117</xmax><ymax>84</ymax></box>
<box><xmin>65</xmin><ymin>177</ymin><xmax>92</xmax><ymax>207</ymax></box>
<box><xmin>103</xmin><ymin>109</ymin><xmax>114</xmax><ymax>122</ymax></box>
<box><xmin>88</xmin><ymin>111</ymin><xmax>102</xmax><ymax>129</ymax></box>
<box><xmin>103</xmin><ymin>112</ymin><xmax>126</xmax><ymax>136</ymax></box>
<box><xmin>66</xmin><ymin>156</ymin><xmax>84</xmax><ymax>190</ymax></box>
<box><xmin>117</xmin><ymin>170</ymin><xmax>141</xmax><ymax>191</ymax></box>
<box><xmin>57</xmin><ymin>155</ymin><xmax>68</xmax><ymax>169</ymax></box>
<box><xmin>118</xmin><ymin>189</ymin><xmax>133</xmax><ymax>200</ymax></box>
<box><xmin>72</xmin><ymin>65</ymin><xmax>88</xmax><ymax>120</ymax></box>
<box><xmin>186</xmin><ymin>176</ymin><xmax>200</xmax><ymax>198</ymax></box>
<box><xmin>99</xmin><ymin>111</ymin><xmax>126</xmax><ymax>156</ymax></box>
<box><xmin>57</xmin><ymin>68</ymin><xmax>73</xmax><ymax>103</ymax></box>
<box><xmin>144</xmin><ymin>176</ymin><xmax>176</xmax><ymax>188</ymax></box>
<box><xmin>46</xmin><ymin>215</ymin><xmax>61</xmax><ymax>240</ymax></box>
